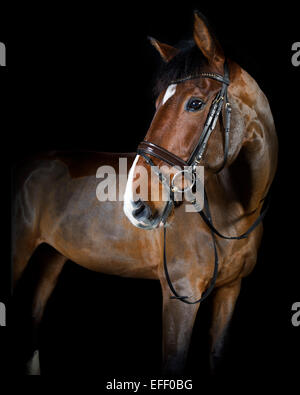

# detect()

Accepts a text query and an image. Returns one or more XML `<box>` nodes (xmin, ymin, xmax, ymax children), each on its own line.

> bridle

<box><xmin>138</xmin><ymin>61</ymin><xmax>231</xmax><ymax>223</ymax></box>
<box><xmin>138</xmin><ymin>61</ymin><xmax>231</xmax><ymax>170</ymax></box>
<box><xmin>136</xmin><ymin>60</ymin><xmax>269</xmax><ymax>304</ymax></box>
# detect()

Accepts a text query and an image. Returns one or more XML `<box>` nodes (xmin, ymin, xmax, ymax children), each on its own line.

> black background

<box><xmin>1</xmin><ymin>1</ymin><xmax>299</xmax><ymax>390</ymax></box>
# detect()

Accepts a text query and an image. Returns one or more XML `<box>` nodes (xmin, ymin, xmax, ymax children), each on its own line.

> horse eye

<box><xmin>186</xmin><ymin>98</ymin><xmax>204</xmax><ymax>112</ymax></box>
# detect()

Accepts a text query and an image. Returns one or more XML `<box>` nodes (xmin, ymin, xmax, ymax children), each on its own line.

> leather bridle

<box><xmin>135</xmin><ymin>60</ymin><xmax>269</xmax><ymax>304</ymax></box>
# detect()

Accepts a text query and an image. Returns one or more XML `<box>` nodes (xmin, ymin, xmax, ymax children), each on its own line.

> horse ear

<box><xmin>148</xmin><ymin>36</ymin><xmax>179</xmax><ymax>63</ymax></box>
<box><xmin>193</xmin><ymin>11</ymin><xmax>224</xmax><ymax>67</ymax></box>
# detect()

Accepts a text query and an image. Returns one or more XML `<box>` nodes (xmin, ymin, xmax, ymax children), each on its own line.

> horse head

<box><xmin>124</xmin><ymin>11</ymin><xmax>276</xmax><ymax>229</ymax></box>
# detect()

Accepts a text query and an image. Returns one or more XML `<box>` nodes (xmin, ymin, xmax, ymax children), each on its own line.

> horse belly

<box><xmin>45</xmin><ymin>195</ymin><xmax>160</xmax><ymax>280</ymax></box>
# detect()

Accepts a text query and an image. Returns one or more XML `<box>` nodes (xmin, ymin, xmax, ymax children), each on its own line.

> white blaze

<box><xmin>162</xmin><ymin>84</ymin><xmax>177</xmax><ymax>105</ymax></box>
<box><xmin>123</xmin><ymin>155</ymin><xmax>141</xmax><ymax>227</ymax></box>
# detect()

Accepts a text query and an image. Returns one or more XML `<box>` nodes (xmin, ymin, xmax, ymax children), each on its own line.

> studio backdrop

<box><xmin>1</xmin><ymin>1</ymin><xmax>299</xmax><ymax>389</ymax></box>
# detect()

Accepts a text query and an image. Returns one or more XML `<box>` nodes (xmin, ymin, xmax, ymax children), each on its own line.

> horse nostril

<box><xmin>132</xmin><ymin>199</ymin><xmax>143</xmax><ymax>209</ymax></box>
<box><xmin>132</xmin><ymin>199</ymin><xmax>152</xmax><ymax>220</ymax></box>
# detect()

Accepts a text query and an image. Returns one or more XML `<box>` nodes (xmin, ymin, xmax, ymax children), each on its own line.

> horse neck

<box><xmin>211</xmin><ymin>64</ymin><xmax>278</xmax><ymax>213</ymax></box>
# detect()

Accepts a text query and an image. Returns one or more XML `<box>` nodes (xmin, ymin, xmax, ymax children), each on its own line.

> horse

<box><xmin>12</xmin><ymin>11</ymin><xmax>278</xmax><ymax>375</ymax></box>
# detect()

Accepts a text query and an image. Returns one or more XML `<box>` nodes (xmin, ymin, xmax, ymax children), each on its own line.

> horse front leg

<box><xmin>160</xmin><ymin>277</ymin><xmax>200</xmax><ymax>375</ymax></box>
<box><xmin>209</xmin><ymin>279</ymin><xmax>241</xmax><ymax>373</ymax></box>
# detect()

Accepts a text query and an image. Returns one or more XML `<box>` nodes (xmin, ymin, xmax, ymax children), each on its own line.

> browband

<box><xmin>170</xmin><ymin>71</ymin><xmax>230</xmax><ymax>86</ymax></box>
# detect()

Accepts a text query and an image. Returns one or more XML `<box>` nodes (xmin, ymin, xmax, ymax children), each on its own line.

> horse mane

<box><xmin>153</xmin><ymin>40</ymin><xmax>207</xmax><ymax>97</ymax></box>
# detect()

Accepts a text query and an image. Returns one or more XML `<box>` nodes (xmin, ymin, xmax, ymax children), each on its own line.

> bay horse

<box><xmin>12</xmin><ymin>11</ymin><xmax>277</xmax><ymax>375</ymax></box>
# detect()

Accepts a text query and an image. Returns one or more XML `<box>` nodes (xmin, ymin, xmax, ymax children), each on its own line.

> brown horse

<box><xmin>12</xmin><ymin>12</ymin><xmax>277</xmax><ymax>375</ymax></box>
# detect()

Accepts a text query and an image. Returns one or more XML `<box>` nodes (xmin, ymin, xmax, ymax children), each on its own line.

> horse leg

<box><xmin>160</xmin><ymin>278</ymin><xmax>200</xmax><ymax>375</ymax></box>
<box><xmin>12</xmin><ymin>235</ymin><xmax>39</xmax><ymax>291</ymax></box>
<box><xmin>209</xmin><ymin>279</ymin><xmax>241</xmax><ymax>373</ymax></box>
<box><xmin>26</xmin><ymin>250</ymin><xmax>67</xmax><ymax>375</ymax></box>
<box><xmin>12</xmin><ymin>192</ymin><xmax>42</xmax><ymax>290</ymax></box>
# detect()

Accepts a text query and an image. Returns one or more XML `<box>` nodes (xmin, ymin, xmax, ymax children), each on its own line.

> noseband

<box><xmin>135</xmin><ymin>61</ymin><xmax>269</xmax><ymax>304</ymax></box>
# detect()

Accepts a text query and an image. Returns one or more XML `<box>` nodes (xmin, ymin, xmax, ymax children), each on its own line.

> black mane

<box><xmin>153</xmin><ymin>40</ymin><xmax>207</xmax><ymax>97</ymax></box>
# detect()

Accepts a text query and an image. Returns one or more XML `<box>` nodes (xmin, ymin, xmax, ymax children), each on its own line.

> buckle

<box><xmin>171</xmin><ymin>169</ymin><xmax>195</xmax><ymax>193</ymax></box>
<box><xmin>225</xmin><ymin>101</ymin><xmax>232</xmax><ymax>111</ymax></box>
<box><xmin>213</xmin><ymin>95</ymin><xmax>224</xmax><ymax>105</ymax></box>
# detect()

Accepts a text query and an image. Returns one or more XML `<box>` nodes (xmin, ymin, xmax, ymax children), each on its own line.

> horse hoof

<box><xmin>26</xmin><ymin>350</ymin><xmax>41</xmax><ymax>375</ymax></box>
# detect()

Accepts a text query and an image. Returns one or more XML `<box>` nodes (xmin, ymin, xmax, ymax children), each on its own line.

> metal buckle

<box><xmin>213</xmin><ymin>95</ymin><xmax>224</xmax><ymax>105</ymax></box>
<box><xmin>171</xmin><ymin>169</ymin><xmax>195</xmax><ymax>193</ymax></box>
<box><xmin>225</xmin><ymin>101</ymin><xmax>232</xmax><ymax>111</ymax></box>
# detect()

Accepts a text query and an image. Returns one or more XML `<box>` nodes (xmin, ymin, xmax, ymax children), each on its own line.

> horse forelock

<box><xmin>153</xmin><ymin>42</ymin><xmax>207</xmax><ymax>98</ymax></box>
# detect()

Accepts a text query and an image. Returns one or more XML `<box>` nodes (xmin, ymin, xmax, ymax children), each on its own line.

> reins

<box><xmin>162</xmin><ymin>192</ymin><xmax>269</xmax><ymax>304</ymax></box>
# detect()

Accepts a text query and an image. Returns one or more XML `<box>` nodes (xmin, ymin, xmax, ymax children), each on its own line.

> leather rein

<box><xmin>136</xmin><ymin>61</ymin><xmax>269</xmax><ymax>304</ymax></box>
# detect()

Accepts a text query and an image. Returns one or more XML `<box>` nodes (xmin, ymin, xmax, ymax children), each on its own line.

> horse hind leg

<box><xmin>12</xmin><ymin>232</ymin><xmax>40</xmax><ymax>292</ymax></box>
<box><xmin>25</xmin><ymin>248</ymin><xmax>67</xmax><ymax>375</ymax></box>
<box><xmin>12</xmin><ymin>188</ymin><xmax>42</xmax><ymax>291</ymax></box>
